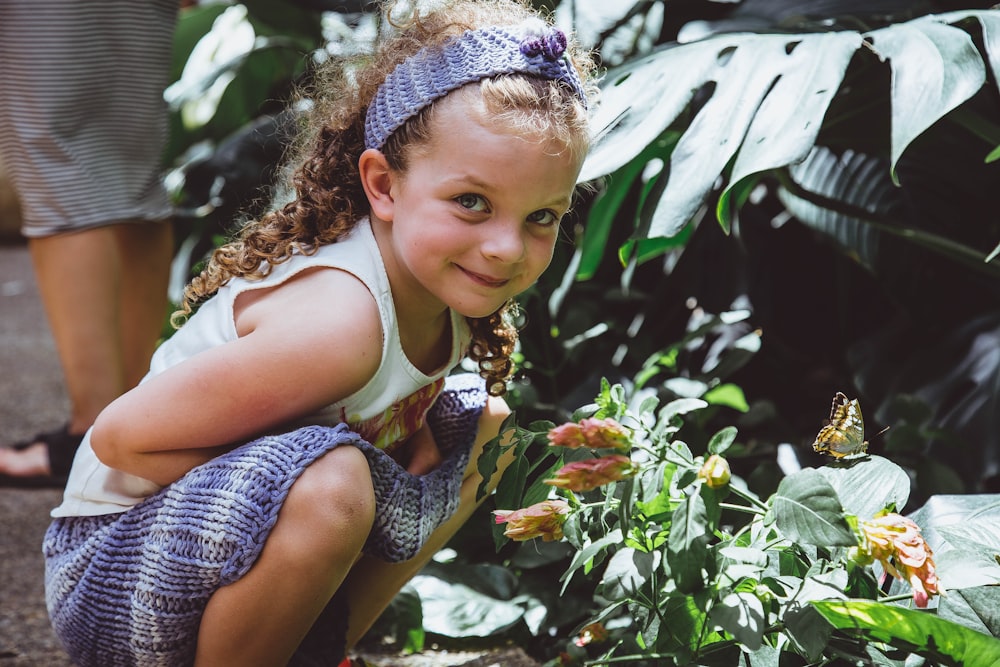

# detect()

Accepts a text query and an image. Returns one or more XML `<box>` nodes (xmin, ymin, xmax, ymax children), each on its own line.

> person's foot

<box><xmin>0</xmin><ymin>425</ymin><xmax>84</xmax><ymax>488</ymax></box>
<box><xmin>0</xmin><ymin>442</ymin><xmax>50</xmax><ymax>477</ymax></box>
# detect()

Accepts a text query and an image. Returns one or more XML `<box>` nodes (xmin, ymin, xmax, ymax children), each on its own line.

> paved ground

<box><xmin>0</xmin><ymin>241</ymin><xmax>539</xmax><ymax>667</ymax></box>
<box><xmin>0</xmin><ymin>242</ymin><xmax>74</xmax><ymax>666</ymax></box>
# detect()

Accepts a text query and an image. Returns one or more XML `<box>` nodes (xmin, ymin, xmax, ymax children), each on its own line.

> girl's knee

<box><xmin>479</xmin><ymin>394</ymin><xmax>511</xmax><ymax>438</ymax></box>
<box><xmin>282</xmin><ymin>446</ymin><xmax>376</xmax><ymax>546</ymax></box>
<box><xmin>467</xmin><ymin>395</ymin><xmax>514</xmax><ymax>488</ymax></box>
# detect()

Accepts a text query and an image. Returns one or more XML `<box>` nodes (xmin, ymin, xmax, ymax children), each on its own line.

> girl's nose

<box><xmin>482</xmin><ymin>219</ymin><xmax>526</xmax><ymax>263</ymax></box>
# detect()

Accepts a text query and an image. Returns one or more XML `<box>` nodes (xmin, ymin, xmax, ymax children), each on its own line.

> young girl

<box><xmin>42</xmin><ymin>0</ymin><xmax>595</xmax><ymax>665</ymax></box>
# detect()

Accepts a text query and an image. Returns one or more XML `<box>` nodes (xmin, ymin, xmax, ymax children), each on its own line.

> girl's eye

<box><xmin>456</xmin><ymin>194</ymin><xmax>489</xmax><ymax>212</ymax></box>
<box><xmin>527</xmin><ymin>209</ymin><xmax>559</xmax><ymax>227</ymax></box>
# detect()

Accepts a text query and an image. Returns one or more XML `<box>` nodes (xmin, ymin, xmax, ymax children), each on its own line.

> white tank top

<box><xmin>52</xmin><ymin>218</ymin><xmax>470</xmax><ymax>517</ymax></box>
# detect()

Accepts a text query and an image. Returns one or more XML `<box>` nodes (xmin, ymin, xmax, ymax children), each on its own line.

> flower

<box><xmin>859</xmin><ymin>513</ymin><xmax>941</xmax><ymax>608</ymax></box>
<box><xmin>548</xmin><ymin>418</ymin><xmax>632</xmax><ymax>451</ymax></box>
<box><xmin>574</xmin><ymin>622</ymin><xmax>609</xmax><ymax>647</ymax></box>
<box><xmin>494</xmin><ymin>499</ymin><xmax>570</xmax><ymax>542</ymax></box>
<box><xmin>544</xmin><ymin>455</ymin><xmax>637</xmax><ymax>492</ymax></box>
<box><xmin>698</xmin><ymin>454</ymin><xmax>731</xmax><ymax>488</ymax></box>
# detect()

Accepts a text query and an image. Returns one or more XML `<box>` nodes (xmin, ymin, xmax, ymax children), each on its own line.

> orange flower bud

<box><xmin>698</xmin><ymin>454</ymin><xmax>731</xmax><ymax>488</ymax></box>
<box><xmin>494</xmin><ymin>499</ymin><xmax>570</xmax><ymax>542</ymax></box>
<box><xmin>859</xmin><ymin>513</ymin><xmax>941</xmax><ymax>608</ymax></box>
<box><xmin>574</xmin><ymin>622</ymin><xmax>609</xmax><ymax>647</ymax></box>
<box><xmin>544</xmin><ymin>455</ymin><xmax>637</xmax><ymax>492</ymax></box>
<box><xmin>548</xmin><ymin>418</ymin><xmax>631</xmax><ymax>451</ymax></box>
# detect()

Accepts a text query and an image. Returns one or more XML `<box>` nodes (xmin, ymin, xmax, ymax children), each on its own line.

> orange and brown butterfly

<box><xmin>812</xmin><ymin>392</ymin><xmax>869</xmax><ymax>459</ymax></box>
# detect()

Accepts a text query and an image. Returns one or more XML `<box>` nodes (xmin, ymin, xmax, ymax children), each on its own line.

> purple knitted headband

<box><xmin>364</xmin><ymin>18</ymin><xmax>588</xmax><ymax>150</ymax></box>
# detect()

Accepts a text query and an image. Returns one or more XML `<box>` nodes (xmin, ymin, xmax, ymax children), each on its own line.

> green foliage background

<box><xmin>160</xmin><ymin>0</ymin><xmax>1000</xmax><ymax>662</ymax></box>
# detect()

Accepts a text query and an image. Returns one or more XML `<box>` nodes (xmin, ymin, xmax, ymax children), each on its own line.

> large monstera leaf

<box><xmin>580</xmin><ymin>9</ymin><xmax>1000</xmax><ymax>243</ymax></box>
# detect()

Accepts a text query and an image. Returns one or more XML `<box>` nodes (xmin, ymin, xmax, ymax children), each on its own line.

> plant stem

<box><xmin>727</xmin><ymin>484</ymin><xmax>769</xmax><ymax>512</ymax></box>
<box><xmin>719</xmin><ymin>501</ymin><xmax>765</xmax><ymax>516</ymax></box>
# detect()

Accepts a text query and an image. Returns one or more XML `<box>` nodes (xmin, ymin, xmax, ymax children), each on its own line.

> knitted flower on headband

<box><xmin>364</xmin><ymin>18</ymin><xmax>588</xmax><ymax>150</ymax></box>
<box><xmin>519</xmin><ymin>18</ymin><xmax>568</xmax><ymax>60</ymax></box>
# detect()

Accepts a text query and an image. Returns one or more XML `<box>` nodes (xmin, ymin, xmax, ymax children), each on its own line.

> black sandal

<box><xmin>0</xmin><ymin>425</ymin><xmax>83</xmax><ymax>489</ymax></box>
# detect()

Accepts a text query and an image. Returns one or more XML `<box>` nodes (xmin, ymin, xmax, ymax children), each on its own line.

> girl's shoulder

<box><xmin>232</xmin><ymin>265</ymin><xmax>384</xmax><ymax>404</ymax></box>
<box><xmin>235</xmin><ymin>263</ymin><xmax>382</xmax><ymax>344</ymax></box>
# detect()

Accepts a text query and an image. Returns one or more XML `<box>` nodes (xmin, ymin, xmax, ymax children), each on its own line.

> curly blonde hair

<box><xmin>173</xmin><ymin>0</ymin><xmax>596</xmax><ymax>396</ymax></box>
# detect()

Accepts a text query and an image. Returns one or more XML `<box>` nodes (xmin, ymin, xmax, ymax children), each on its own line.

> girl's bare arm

<box><xmin>90</xmin><ymin>268</ymin><xmax>383</xmax><ymax>486</ymax></box>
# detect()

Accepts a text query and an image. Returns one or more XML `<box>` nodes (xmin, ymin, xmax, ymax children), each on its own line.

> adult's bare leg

<box><xmin>0</xmin><ymin>220</ymin><xmax>171</xmax><ymax>477</ymax></box>
<box><xmin>112</xmin><ymin>220</ymin><xmax>173</xmax><ymax>388</ymax></box>
<box><xmin>30</xmin><ymin>226</ymin><xmax>126</xmax><ymax>432</ymax></box>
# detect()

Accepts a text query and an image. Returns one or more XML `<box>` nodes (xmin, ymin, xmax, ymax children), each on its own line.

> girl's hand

<box><xmin>395</xmin><ymin>423</ymin><xmax>442</xmax><ymax>476</ymax></box>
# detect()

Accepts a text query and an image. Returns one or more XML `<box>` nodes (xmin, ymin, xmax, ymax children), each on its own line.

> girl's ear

<box><xmin>358</xmin><ymin>148</ymin><xmax>396</xmax><ymax>222</ymax></box>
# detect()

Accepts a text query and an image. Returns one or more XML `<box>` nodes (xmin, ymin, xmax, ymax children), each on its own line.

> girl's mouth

<box><xmin>459</xmin><ymin>266</ymin><xmax>509</xmax><ymax>288</ymax></box>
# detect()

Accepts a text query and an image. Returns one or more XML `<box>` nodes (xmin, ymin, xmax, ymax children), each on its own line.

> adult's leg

<box><xmin>0</xmin><ymin>0</ymin><xmax>176</xmax><ymax>480</ymax></box>
<box><xmin>340</xmin><ymin>395</ymin><xmax>516</xmax><ymax>649</ymax></box>
<box><xmin>113</xmin><ymin>221</ymin><xmax>173</xmax><ymax>388</ymax></box>
<box><xmin>0</xmin><ymin>220</ymin><xmax>171</xmax><ymax>477</ymax></box>
<box><xmin>194</xmin><ymin>445</ymin><xmax>376</xmax><ymax>667</ymax></box>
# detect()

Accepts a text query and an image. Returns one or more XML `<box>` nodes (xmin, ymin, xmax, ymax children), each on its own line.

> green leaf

<box><xmin>389</xmin><ymin>586</ymin><xmax>425</xmax><ymax>652</ymax></box>
<box><xmin>938</xmin><ymin>586</ymin><xmax>1000</xmax><ymax>637</ymax></box>
<box><xmin>171</xmin><ymin>4</ymin><xmax>230</xmax><ymax>82</ymax></box>
<box><xmin>242</xmin><ymin>0</ymin><xmax>323</xmax><ymax>45</ymax></box>
<box><xmin>635</xmin><ymin>463</ymin><xmax>677</xmax><ymax>522</ymax></box>
<box><xmin>579</xmin><ymin>39</ymin><xmax>722</xmax><ymax>183</ymax></box>
<box><xmin>766</xmin><ymin>469</ymin><xmax>856</xmax><ymax>546</ymax></box>
<box><xmin>561</xmin><ymin>529</ymin><xmax>623</xmax><ymax>596</ymax></box>
<box><xmin>906</xmin><ymin>494</ymin><xmax>1000</xmax><ymax>592</ymax></box>
<box><xmin>659</xmin><ymin>397</ymin><xmax>709</xmax><ymax>425</ymax></box>
<box><xmin>782</xmin><ymin>604</ymin><xmax>836</xmax><ymax>662</ymax></box>
<box><xmin>707</xmin><ymin>425</ymin><xmax>738</xmax><ymax>455</ymax></box>
<box><xmin>815</xmin><ymin>455</ymin><xmax>910</xmax><ymax>520</ymax></box>
<box><xmin>704</xmin><ymin>385</ymin><xmax>750</xmax><ymax>414</ymax></box>
<box><xmin>935</xmin><ymin>548</ymin><xmax>1000</xmax><ymax>591</ymax></box>
<box><xmin>578</xmin><ymin>135</ymin><xmax>677</xmax><ymax>280</ymax></box>
<box><xmin>599</xmin><ymin>546</ymin><xmax>658</xmax><ymax>602</ymax></box>
<box><xmin>654</xmin><ymin>591</ymin><xmax>719</xmax><ymax>658</ymax></box>
<box><xmin>650</xmin><ymin>35</ymin><xmax>798</xmax><ymax>238</ymax></box>
<box><xmin>718</xmin><ymin>31</ymin><xmax>862</xmax><ymax>227</ymax></box>
<box><xmin>476</xmin><ymin>419</ymin><xmax>512</xmax><ymax>501</ymax></box>
<box><xmin>917</xmin><ymin>11</ymin><xmax>1000</xmax><ymax>107</ymax></box>
<box><xmin>408</xmin><ymin>575</ymin><xmax>525</xmax><ymax>638</ymax></box>
<box><xmin>866</xmin><ymin>19</ymin><xmax>986</xmax><ymax>183</ymax></box>
<box><xmin>812</xmin><ymin>598</ymin><xmax>1000</xmax><ymax>666</ymax></box>
<box><xmin>668</xmin><ymin>492</ymin><xmax>709</xmax><ymax>593</ymax></box>
<box><xmin>746</xmin><ymin>644</ymin><xmax>781</xmax><ymax>667</ymax></box>
<box><xmin>710</xmin><ymin>591</ymin><xmax>766</xmax><ymax>650</ymax></box>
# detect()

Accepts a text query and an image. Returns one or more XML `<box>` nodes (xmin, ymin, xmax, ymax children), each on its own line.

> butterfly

<box><xmin>812</xmin><ymin>392</ymin><xmax>869</xmax><ymax>458</ymax></box>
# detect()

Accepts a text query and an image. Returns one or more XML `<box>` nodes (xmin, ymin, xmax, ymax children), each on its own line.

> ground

<box><xmin>0</xmin><ymin>243</ymin><xmax>540</xmax><ymax>667</ymax></box>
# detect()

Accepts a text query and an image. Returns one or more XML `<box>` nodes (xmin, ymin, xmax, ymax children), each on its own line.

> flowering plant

<box><xmin>480</xmin><ymin>380</ymin><xmax>1000</xmax><ymax>666</ymax></box>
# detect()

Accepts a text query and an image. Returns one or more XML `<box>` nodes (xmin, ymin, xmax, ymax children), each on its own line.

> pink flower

<box><xmin>544</xmin><ymin>455</ymin><xmax>637</xmax><ymax>492</ymax></box>
<box><xmin>494</xmin><ymin>499</ymin><xmax>570</xmax><ymax>542</ymax></box>
<box><xmin>547</xmin><ymin>418</ymin><xmax>631</xmax><ymax>451</ymax></box>
<box><xmin>574</xmin><ymin>621</ymin><xmax>609</xmax><ymax>647</ymax></box>
<box><xmin>698</xmin><ymin>454</ymin><xmax>731</xmax><ymax>488</ymax></box>
<box><xmin>859</xmin><ymin>513</ymin><xmax>941</xmax><ymax>608</ymax></box>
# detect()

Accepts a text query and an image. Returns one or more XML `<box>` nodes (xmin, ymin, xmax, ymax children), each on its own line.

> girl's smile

<box><xmin>364</xmin><ymin>88</ymin><xmax>586</xmax><ymax>322</ymax></box>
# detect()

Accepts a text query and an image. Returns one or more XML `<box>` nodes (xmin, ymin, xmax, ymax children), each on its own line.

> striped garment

<box><xmin>44</xmin><ymin>374</ymin><xmax>487</xmax><ymax>667</ymax></box>
<box><xmin>0</xmin><ymin>0</ymin><xmax>176</xmax><ymax>237</ymax></box>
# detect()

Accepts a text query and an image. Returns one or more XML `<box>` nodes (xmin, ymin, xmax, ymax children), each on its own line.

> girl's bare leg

<box><xmin>340</xmin><ymin>395</ymin><xmax>516</xmax><ymax>649</ymax></box>
<box><xmin>194</xmin><ymin>446</ymin><xmax>376</xmax><ymax>667</ymax></box>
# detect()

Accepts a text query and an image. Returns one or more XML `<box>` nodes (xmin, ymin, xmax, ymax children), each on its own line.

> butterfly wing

<box><xmin>812</xmin><ymin>392</ymin><xmax>868</xmax><ymax>458</ymax></box>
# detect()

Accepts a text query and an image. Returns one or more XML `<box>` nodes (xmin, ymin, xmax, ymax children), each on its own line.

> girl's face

<box><xmin>370</xmin><ymin>92</ymin><xmax>585</xmax><ymax>320</ymax></box>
